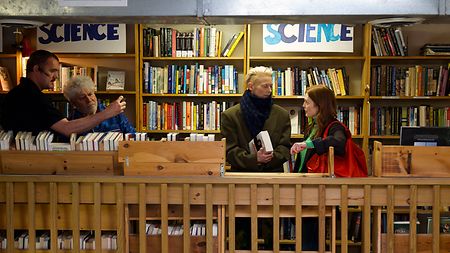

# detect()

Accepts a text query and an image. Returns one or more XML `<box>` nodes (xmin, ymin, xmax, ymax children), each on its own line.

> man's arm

<box><xmin>51</xmin><ymin>96</ymin><xmax>126</xmax><ymax>137</ymax></box>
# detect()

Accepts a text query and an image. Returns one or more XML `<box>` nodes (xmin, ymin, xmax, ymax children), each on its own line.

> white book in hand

<box><xmin>248</xmin><ymin>130</ymin><xmax>273</xmax><ymax>154</ymax></box>
<box><xmin>257</xmin><ymin>130</ymin><xmax>273</xmax><ymax>152</ymax></box>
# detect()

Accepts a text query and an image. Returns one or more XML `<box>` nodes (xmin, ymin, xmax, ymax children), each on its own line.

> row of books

<box><xmin>1</xmin><ymin>230</ymin><xmax>115</xmax><ymax>250</ymax></box>
<box><xmin>370</xmin><ymin>106</ymin><xmax>450</xmax><ymax>136</ymax></box>
<box><xmin>43</xmin><ymin>64</ymin><xmax>125</xmax><ymax>92</ymax></box>
<box><xmin>0</xmin><ymin>130</ymin><xmax>13</xmax><ymax>150</ymax></box>
<box><xmin>0</xmin><ymin>231</ymin><xmax>4</xmax><ymax>249</ymax></box>
<box><xmin>145</xmin><ymin>222</ymin><xmax>218</xmax><ymax>237</ymax></box>
<box><xmin>271</xmin><ymin>66</ymin><xmax>349</xmax><ymax>96</ymax></box>
<box><xmin>163</xmin><ymin>133</ymin><xmax>216</xmax><ymax>142</ymax></box>
<box><xmin>142</xmin><ymin>101</ymin><xmax>236</xmax><ymax>131</ymax></box>
<box><xmin>143</xmin><ymin>63</ymin><xmax>239</xmax><ymax>94</ymax></box>
<box><xmin>287</xmin><ymin>106</ymin><xmax>361</xmax><ymax>135</ymax></box>
<box><xmin>9</xmin><ymin>130</ymin><xmax>135</xmax><ymax>152</ymax></box>
<box><xmin>143</xmin><ymin>26</ymin><xmax>243</xmax><ymax>58</ymax></box>
<box><xmin>372</xmin><ymin>27</ymin><xmax>407</xmax><ymax>56</ymax></box>
<box><xmin>76</xmin><ymin>132</ymin><xmax>124</xmax><ymax>151</ymax></box>
<box><xmin>58</xmin><ymin>230</ymin><xmax>117</xmax><ymax>250</ymax></box>
<box><xmin>381</xmin><ymin>213</ymin><xmax>450</xmax><ymax>234</ymax></box>
<box><xmin>370</xmin><ymin>64</ymin><xmax>450</xmax><ymax>96</ymax></box>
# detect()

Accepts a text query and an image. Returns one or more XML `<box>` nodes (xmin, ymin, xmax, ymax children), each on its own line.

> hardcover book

<box><xmin>106</xmin><ymin>70</ymin><xmax>125</xmax><ymax>90</ymax></box>
<box><xmin>248</xmin><ymin>130</ymin><xmax>273</xmax><ymax>154</ymax></box>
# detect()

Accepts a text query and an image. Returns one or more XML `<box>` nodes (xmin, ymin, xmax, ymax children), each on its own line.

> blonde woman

<box><xmin>221</xmin><ymin>66</ymin><xmax>291</xmax><ymax>172</ymax></box>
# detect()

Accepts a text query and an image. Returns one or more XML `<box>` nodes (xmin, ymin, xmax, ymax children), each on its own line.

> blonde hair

<box><xmin>244</xmin><ymin>66</ymin><xmax>273</xmax><ymax>88</ymax></box>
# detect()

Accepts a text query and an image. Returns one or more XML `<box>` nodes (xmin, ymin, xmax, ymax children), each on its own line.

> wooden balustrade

<box><xmin>0</xmin><ymin>175</ymin><xmax>449</xmax><ymax>252</ymax></box>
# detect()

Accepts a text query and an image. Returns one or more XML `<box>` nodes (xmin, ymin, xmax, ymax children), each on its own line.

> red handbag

<box><xmin>306</xmin><ymin>121</ymin><xmax>368</xmax><ymax>177</ymax></box>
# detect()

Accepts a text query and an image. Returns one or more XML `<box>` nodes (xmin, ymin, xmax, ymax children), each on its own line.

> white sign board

<box><xmin>37</xmin><ymin>24</ymin><xmax>126</xmax><ymax>53</ymax></box>
<box><xmin>263</xmin><ymin>24</ymin><xmax>353</xmax><ymax>53</ymax></box>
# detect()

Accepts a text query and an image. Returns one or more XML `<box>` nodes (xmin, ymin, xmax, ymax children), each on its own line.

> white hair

<box><xmin>63</xmin><ymin>76</ymin><xmax>96</xmax><ymax>101</ymax></box>
<box><xmin>245</xmin><ymin>66</ymin><xmax>273</xmax><ymax>86</ymax></box>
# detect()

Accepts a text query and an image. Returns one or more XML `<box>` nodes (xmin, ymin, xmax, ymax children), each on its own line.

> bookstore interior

<box><xmin>0</xmin><ymin>0</ymin><xmax>450</xmax><ymax>252</ymax></box>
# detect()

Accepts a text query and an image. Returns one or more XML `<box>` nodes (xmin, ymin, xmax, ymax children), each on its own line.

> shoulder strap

<box><xmin>322</xmin><ymin>120</ymin><xmax>352</xmax><ymax>139</ymax></box>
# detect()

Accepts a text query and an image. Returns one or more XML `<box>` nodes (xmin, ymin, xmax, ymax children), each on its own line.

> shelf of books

<box><xmin>0</xmin><ymin>202</ymin><xmax>119</xmax><ymax>252</ymax></box>
<box><xmin>247</xmin><ymin>24</ymin><xmax>369</xmax><ymax>154</ymax></box>
<box><xmin>369</xmin><ymin>23</ymin><xmax>450</xmax><ymax>147</ymax></box>
<box><xmin>127</xmin><ymin>204</ymin><xmax>221</xmax><ymax>253</ymax></box>
<box><xmin>139</xmin><ymin>24</ymin><xmax>247</xmax><ymax>139</ymax></box>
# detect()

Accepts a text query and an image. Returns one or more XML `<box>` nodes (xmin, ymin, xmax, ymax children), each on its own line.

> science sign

<box><xmin>37</xmin><ymin>24</ymin><xmax>126</xmax><ymax>53</ymax></box>
<box><xmin>263</xmin><ymin>24</ymin><xmax>353</xmax><ymax>53</ymax></box>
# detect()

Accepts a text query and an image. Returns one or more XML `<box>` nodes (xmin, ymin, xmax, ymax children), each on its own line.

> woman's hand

<box><xmin>290</xmin><ymin>142</ymin><xmax>307</xmax><ymax>154</ymax></box>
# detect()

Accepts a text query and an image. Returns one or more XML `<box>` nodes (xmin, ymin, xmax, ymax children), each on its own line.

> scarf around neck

<box><xmin>240</xmin><ymin>89</ymin><xmax>273</xmax><ymax>138</ymax></box>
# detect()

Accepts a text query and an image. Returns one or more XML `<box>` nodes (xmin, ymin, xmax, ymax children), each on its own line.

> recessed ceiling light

<box><xmin>369</xmin><ymin>17</ymin><xmax>425</xmax><ymax>28</ymax></box>
<box><xmin>0</xmin><ymin>19</ymin><xmax>44</xmax><ymax>29</ymax></box>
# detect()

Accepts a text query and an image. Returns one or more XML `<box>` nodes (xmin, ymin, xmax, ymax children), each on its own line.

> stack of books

<box><xmin>422</xmin><ymin>44</ymin><xmax>450</xmax><ymax>56</ymax></box>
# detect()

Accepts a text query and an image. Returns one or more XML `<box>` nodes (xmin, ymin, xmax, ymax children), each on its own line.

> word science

<box><xmin>263</xmin><ymin>24</ymin><xmax>353</xmax><ymax>53</ymax></box>
<box><xmin>37</xmin><ymin>24</ymin><xmax>126</xmax><ymax>53</ymax></box>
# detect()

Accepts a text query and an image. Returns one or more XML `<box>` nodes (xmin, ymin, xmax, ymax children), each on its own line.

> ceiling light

<box><xmin>369</xmin><ymin>17</ymin><xmax>425</xmax><ymax>28</ymax></box>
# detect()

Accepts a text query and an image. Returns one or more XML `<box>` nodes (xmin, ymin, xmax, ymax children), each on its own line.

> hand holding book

<box><xmin>257</xmin><ymin>147</ymin><xmax>273</xmax><ymax>164</ymax></box>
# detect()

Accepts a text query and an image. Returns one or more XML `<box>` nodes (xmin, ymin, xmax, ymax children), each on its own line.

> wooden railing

<box><xmin>0</xmin><ymin>175</ymin><xmax>450</xmax><ymax>253</ymax></box>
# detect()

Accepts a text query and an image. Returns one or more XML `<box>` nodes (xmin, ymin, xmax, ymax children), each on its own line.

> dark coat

<box><xmin>221</xmin><ymin>103</ymin><xmax>291</xmax><ymax>172</ymax></box>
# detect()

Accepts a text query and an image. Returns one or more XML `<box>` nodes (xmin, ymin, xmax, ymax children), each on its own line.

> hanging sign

<box><xmin>37</xmin><ymin>24</ymin><xmax>126</xmax><ymax>53</ymax></box>
<box><xmin>263</xmin><ymin>24</ymin><xmax>353</xmax><ymax>53</ymax></box>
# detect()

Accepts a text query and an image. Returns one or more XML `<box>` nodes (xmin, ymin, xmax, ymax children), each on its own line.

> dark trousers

<box><xmin>234</xmin><ymin>217</ymin><xmax>318</xmax><ymax>250</ymax></box>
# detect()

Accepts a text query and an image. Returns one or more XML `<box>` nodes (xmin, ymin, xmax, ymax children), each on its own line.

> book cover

<box><xmin>0</xmin><ymin>66</ymin><xmax>13</xmax><ymax>91</ymax></box>
<box><xmin>248</xmin><ymin>130</ymin><xmax>273</xmax><ymax>154</ymax></box>
<box><xmin>221</xmin><ymin>33</ymin><xmax>238</xmax><ymax>57</ymax></box>
<box><xmin>106</xmin><ymin>70</ymin><xmax>125</xmax><ymax>90</ymax></box>
<box><xmin>285</xmin><ymin>107</ymin><xmax>300</xmax><ymax>134</ymax></box>
<box><xmin>226</xmin><ymin>31</ymin><xmax>244</xmax><ymax>57</ymax></box>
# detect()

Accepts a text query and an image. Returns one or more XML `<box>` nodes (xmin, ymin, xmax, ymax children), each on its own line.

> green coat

<box><xmin>221</xmin><ymin>103</ymin><xmax>291</xmax><ymax>172</ymax></box>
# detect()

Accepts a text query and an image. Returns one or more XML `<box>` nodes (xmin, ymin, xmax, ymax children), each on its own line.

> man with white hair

<box><xmin>64</xmin><ymin>75</ymin><xmax>135</xmax><ymax>134</ymax></box>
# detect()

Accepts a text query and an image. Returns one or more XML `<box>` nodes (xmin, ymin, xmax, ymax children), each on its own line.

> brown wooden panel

<box><xmin>378</xmin><ymin>145</ymin><xmax>450</xmax><ymax>177</ymax></box>
<box><xmin>128</xmin><ymin>235</ymin><xmax>218</xmax><ymax>253</ymax></box>
<box><xmin>8</xmin><ymin>203</ymin><xmax>117</xmax><ymax>230</ymax></box>
<box><xmin>124</xmin><ymin>162</ymin><xmax>222</xmax><ymax>176</ymax></box>
<box><xmin>0</xmin><ymin>151</ymin><xmax>120</xmax><ymax>175</ymax></box>
<box><xmin>118</xmin><ymin>140</ymin><xmax>225</xmax><ymax>164</ymax></box>
<box><xmin>381</xmin><ymin>234</ymin><xmax>450</xmax><ymax>253</ymax></box>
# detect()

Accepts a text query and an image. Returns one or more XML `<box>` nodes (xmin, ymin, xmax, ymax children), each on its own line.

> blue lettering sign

<box><xmin>38</xmin><ymin>23</ymin><xmax>121</xmax><ymax>43</ymax></box>
<box><xmin>318</xmin><ymin>24</ymin><xmax>340</xmax><ymax>42</ymax></box>
<box><xmin>340</xmin><ymin>25</ymin><xmax>352</xmax><ymax>41</ymax></box>
<box><xmin>279</xmin><ymin>24</ymin><xmax>297</xmax><ymax>43</ymax></box>
<box><xmin>264</xmin><ymin>24</ymin><xmax>281</xmax><ymax>45</ymax></box>
<box><xmin>107</xmin><ymin>24</ymin><xmax>119</xmax><ymax>40</ymax></box>
<box><xmin>38</xmin><ymin>24</ymin><xmax>63</xmax><ymax>44</ymax></box>
<box><xmin>305</xmin><ymin>24</ymin><xmax>316</xmax><ymax>42</ymax></box>
<box><xmin>70</xmin><ymin>24</ymin><xmax>82</xmax><ymax>42</ymax></box>
<box><xmin>297</xmin><ymin>24</ymin><xmax>305</xmax><ymax>42</ymax></box>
